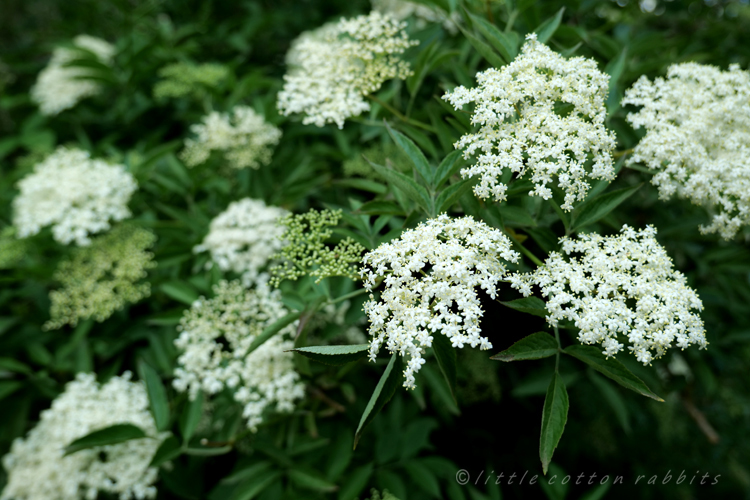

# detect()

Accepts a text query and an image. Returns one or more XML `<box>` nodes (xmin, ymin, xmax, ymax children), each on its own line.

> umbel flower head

<box><xmin>45</xmin><ymin>225</ymin><xmax>157</xmax><ymax>330</ymax></box>
<box><xmin>0</xmin><ymin>372</ymin><xmax>165</xmax><ymax>500</ymax></box>
<box><xmin>180</xmin><ymin>105</ymin><xmax>282</xmax><ymax>170</ymax></box>
<box><xmin>623</xmin><ymin>63</ymin><xmax>750</xmax><ymax>239</ymax></box>
<box><xmin>13</xmin><ymin>147</ymin><xmax>137</xmax><ymax>246</ymax></box>
<box><xmin>509</xmin><ymin>225</ymin><xmax>707</xmax><ymax>365</ymax></box>
<box><xmin>361</xmin><ymin>215</ymin><xmax>520</xmax><ymax>389</ymax></box>
<box><xmin>173</xmin><ymin>280</ymin><xmax>305</xmax><ymax>431</ymax></box>
<box><xmin>194</xmin><ymin>198</ymin><xmax>288</xmax><ymax>286</ymax></box>
<box><xmin>277</xmin><ymin>11</ymin><xmax>418</xmax><ymax>129</ymax></box>
<box><xmin>443</xmin><ymin>34</ymin><xmax>616</xmax><ymax>210</ymax></box>
<box><xmin>31</xmin><ymin>35</ymin><xmax>115</xmax><ymax>116</ymax></box>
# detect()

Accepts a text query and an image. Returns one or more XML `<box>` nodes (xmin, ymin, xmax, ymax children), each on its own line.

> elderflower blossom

<box><xmin>371</xmin><ymin>0</ymin><xmax>460</xmax><ymax>34</ymax></box>
<box><xmin>180</xmin><ymin>106</ymin><xmax>282</xmax><ymax>169</ymax></box>
<box><xmin>13</xmin><ymin>147</ymin><xmax>137</xmax><ymax>246</ymax></box>
<box><xmin>623</xmin><ymin>63</ymin><xmax>750</xmax><ymax>239</ymax></box>
<box><xmin>361</xmin><ymin>215</ymin><xmax>520</xmax><ymax>389</ymax></box>
<box><xmin>277</xmin><ymin>11</ymin><xmax>418</xmax><ymax>128</ymax></box>
<box><xmin>443</xmin><ymin>34</ymin><xmax>616</xmax><ymax>210</ymax></box>
<box><xmin>173</xmin><ymin>280</ymin><xmax>305</xmax><ymax>431</ymax></box>
<box><xmin>270</xmin><ymin>209</ymin><xmax>366</xmax><ymax>286</ymax></box>
<box><xmin>31</xmin><ymin>35</ymin><xmax>115</xmax><ymax>116</ymax></box>
<box><xmin>0</xmin><ymin>372</ymin><xmax>165</xmax><ymax>500</ymax></box>
<box><xmin>45</xmin><ymin>225</ymin><xmax>156</xmax><ymax>330</ymax></box>
<box><xmin>508</xmin><ymin>225</ymin><xmax>707</xmax><ymax>365</ymax></box>
<box><xmin>194</xmin><ymin>198</ymin><xmax>288</xmax><ymax>286</ymax></box>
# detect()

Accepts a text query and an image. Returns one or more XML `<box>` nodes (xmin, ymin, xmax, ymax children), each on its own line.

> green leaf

<box><xmin>292</xmin><ymin>344</ymin><xmax>370</xmax><ymax>366</ymax></box>
<box><xmin>436</xmin><ymin>177</ymin><xmax>476</xmax><ymax>214</ymax></box>
<box><xmin>184</xmin><ymin>445</ymin><xmax>233</xmax><ymax>456</ymax></box>
<box><xmin>403</xmin><ymin>460</ymin><xmax>441</xmax><ymax>498</ymax></box>
<box><xmin>385</xmin><ymin>122</ymin><xmax>433</xmax><ymax>185</ymax></box>
<box><xmin>337</xmin><ymin>463</ymin><xmax>373</xmax><ymax>500</ymax></box>
<box><xmin>533</xmin><ymin>7</ymin><xmax>565</xmax><ymax>44</ymax></box>
<box><xmin>150</xmin><ymin>435</ymin><xmax>182</xmax><ymax>467</ymax></box>
<box><xmin>431</xmin><ymin>332</ymin><xmax>458</xmax><ymax>404</ymax></box>
<box><xmin>356</xmin><ymin>200</ymin><xmax>404</xmax><ymax>216</ymax></box>
<box><xmin>539</xmin><ymin>373</ymin><xmax>569</xmax><ymax>475</ymax></box>
<box><xmin>141</xmin><ymin>362</ymin><xmax>170</xmax><ymax>432</ymax></box>
<box><xmin>588</xmin><ymin>371</ymin><xmax>631</xmax><ymax>433</ymax></box>
<box><xmin>230</xmin><ymin>471</ymin><xmax>283</xmax><ymax>500</ymax></box>
<box><xmin>491</xmin><ymin>332</ymin><xmax>559</xmax><ymax>361</ymax></box>
<box><xmin>64</xmin><ymin>423</ymin><xmax>148</xmax><ymax>456</ymax></box>
<box><xmin>179</xmin><ymin>390</ymin><xmax>204</xmax><ymax>443</ymax></box>
<box><xmin>369</xmin><ymin>162</ymin><xmax>433</xmax><ymax>215</ymax></box>
<box><xmin>288</xmin><ymin>469</ymin><xmax>338</xmax><ymax>493</ymax></box>
<box><xmin>459</xmin><ymin>26</ymin><xmax>506</xmax><ymax>69</ymax></box>
<box><xmin>434</xmin><ymin>150</ymin><xmax>464</xmax><ymax>188</ymax></box>
<box><xmin>333</xmin><ymin>178</ymin><xmax>388</xmax><ymax>194</ymax></box>
<box><xmin>564</xmin><ymin>345</ymin><xmax>663</xmax><ymax>401</ymax></box>
<box><xmin>354</xmin><ymin>353</ymin><xmax>402</xmax><ymax>448</ymax></box>
<box><xmin>0</xmin><ymin>381</ymin><xmax>23</xmax><ymax>401</ymax></box>
<box><xmin>0</xmin><ymin>357</ymin><xmax>32</xmax><ymax>375</ymax></box>
<box><xmin>468</xmin><ymin>13</ymin><xmax>516</xmax><ymax>62</ymax></box>
<box><xmin>570</xmin><ymin>184</ymin><xmax>642</xmax><ymax>232</ymax></box>
<box><xmin>160</xmin><ymin>281</ymin><xmax>200</xmax><ymax>305</ymax></box>
<box><xmin>497</xmin><ymin>297</ymin><xmax>548</xmax><ymax>318</ymax></box>
<box><xmin>246</xmin><ymin>311</ymin><xmax>303</xmax><ymax>356</ymax></box>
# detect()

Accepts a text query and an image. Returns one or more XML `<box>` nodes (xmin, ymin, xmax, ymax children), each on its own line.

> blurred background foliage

<box><xmin>1</xmin><ymin>0</ymin><xmax>750</xmax><ymax>499</ymax></box>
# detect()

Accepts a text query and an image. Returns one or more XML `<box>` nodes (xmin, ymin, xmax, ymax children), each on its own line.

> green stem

<box><xmin>549</xmin><ymin>199</ymin><xmax>571</xmax><ymax>236</ymax></box>
<box><xmin>326</xmin><ymin>287</ymin><xmax>369</xmax><ymax>306</ymax></box>
<box><xmin>503</xmin><ymin>228</ymin><xmax>544</xmax><ymax>267</ymax></box>
<box><xmin>613</xmin><ymin>148</ymin><xmax>634</xmax><ymax>159</ymax></box>
<box><xmin>367</xmin><ymin>95</ymin><xmax>436</xmax><ymax>133</ymax></box>
<box><xmin>554</xmin><ymin>326</ymin><xmax>561</xmax><ymax>372</ymax></box>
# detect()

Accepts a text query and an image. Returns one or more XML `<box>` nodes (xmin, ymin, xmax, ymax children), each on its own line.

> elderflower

<box><xmin>173</xmin><ymin>280</ymin><xmax>305</xmax><ymax>431</ymax></box>
<box><xmin>623</xmin><ymin>63</ymin><xmax>750</xmax><ymax>239</ymax></box>
<box><xmin>153</xmin><ymin>62</ymin><xmax>229</xmax><ymax>100</ymax></box>
<box><xmin>508</xmin><ymin>225</ymin><xmax>707</xmax><ymax>365</ymax></box>
<box><xmin>0</xmin><ymin>372</ymin><xmax>165</xmax><ymax>500</ymax></box>
<box><xmin>31</xmin><ymin>35</ymin><xmax>115</xmax><ymax>116</ymax></box>
<box><xmin>372</xmin><ymin>0</ymin><xmax>460</xmax><ymax>34</ymax></box>
<box><xmin>194</xmin><ymin>198</ymin><xmax>288</xmax><ymax>286</ymax></box>
<box><xmin>13</xmin><ymin>147</ymin><xmax>137</xmax><ymax>246</ymax></box>
<box><xmin>270</xmin><ymin>208</ymin><xmax>366</xmax><ymax>286</ymax></box>
<box><xmin>361</xmin><ymin>215</ymin><xmax>520</xmax><ymax>389</ymax></box>
<box><xmin>180</xmin><ymin>106</ymin><xmax>282</xmax><ymax>169</ymax></box>
<box><xmin>277</xmin><ymin>11</ymin><xmax>418</xmax><ymax>129</ymax></box>
<box><xmin>45</xmin><ymin>225</ymin><xmax>156</xmax><ymax>330</ymax></box>
<box><xmin>442</xmin><ymin>34</ymin><xmax>616</xmax><ymax>210</ymax></box>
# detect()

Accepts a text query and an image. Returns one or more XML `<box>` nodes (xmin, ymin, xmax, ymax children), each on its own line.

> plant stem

<box><xmin>613</xmin><ymin>148</ymin><xmax>634</xmax><ymax>158</ymax></box>
<box><xmin>367</xmin><ymin>95</ymin><xmax>436</xmax><ymax>133</ymax></box>
<box><xmin>554</xmin><ymin>326</ymin><xmax>561</xmax><ymax>372</ymax></box>
<box><xmin>503</xmin><ymin>228</ymin><xmax>544</xmax><ymax>267</ymax></box>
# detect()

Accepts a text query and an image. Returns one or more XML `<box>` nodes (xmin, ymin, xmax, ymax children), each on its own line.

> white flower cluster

<box><xmin>371</xmin><ymin>0</ymin><xmax>460</xmax><ymax>34</ymax></box>
<box><xmin>194</xmin><ymin>198</ymin><xmax>288</xmax><ymax>286</ymax></box>
<box><xmin>31</xmin><ymin>35</ymin><xmax>115</xmax><ymax>116</ymax></box>
<box><xmin>13</xmin><ymin>147</ymin><xmax>137</xmax><ymax>246</ymax></box>
<box><xmin>623</xmin><ymin>63</ymin><xmax>750</xmax><ymax>239</ymax></box>
<box><xmin>180</xmin><ymin>105</ymin><xmax>282</xmax><ymax>169</ymax></box>
<box><xmin>509</xmin><ymin>225</ymin><xmax>707</xmax><ymax>365</ymax></box>
<box><xmin>361</xmin><ymin>215</ymin><xmax>520</xmax><ymax>389</ymax></box>
<box><xmin>1</xmin><ymin>372</ymin><xmax>164</xmax><ymax>500</ymax></box>
<box><xmin>173</xmin><ymin>280</ymin><xmax>305</xmax><ymax>431</ymax></box>
<box><xmin>443</xmin><ymin>34</ymin><xmax>616</xmax><ymax>210</ymax></box>
<box><xmin>277</xmin><ymin>11</ymin><xmax>418</xmax><ymax>128</ymax></box>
